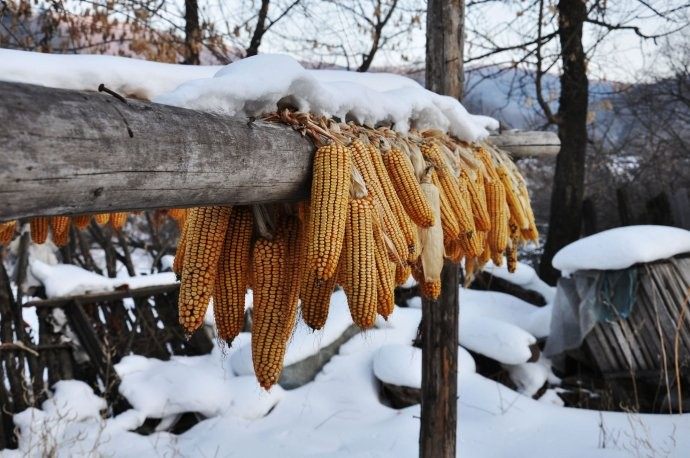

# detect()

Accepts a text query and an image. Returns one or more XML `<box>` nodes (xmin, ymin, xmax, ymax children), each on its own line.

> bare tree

<box><xmin>184</xmin><ymin>0</ymin><xmax>201</xmax><ymax>64</ymax></box>
<box><xmin>464</xmin><ymin>0</ymin><xmax>689</xmax><ymax>283</ymax></box>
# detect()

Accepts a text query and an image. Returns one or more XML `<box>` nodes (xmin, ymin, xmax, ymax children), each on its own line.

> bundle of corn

<box><xmin>174</xmin><ymin>111</ymin><xmax>538</xmax><ymax>389</ymax></box>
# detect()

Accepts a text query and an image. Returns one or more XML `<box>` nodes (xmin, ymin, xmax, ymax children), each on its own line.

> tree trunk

<box><xmin>422</xmin><ymin>2</ymin><xmax>464</xmax><ymax>456</ymax></box>
<box><xmin>425</xmin><ymin>0</ymin><xmax>464</xmax><ymax>100</ymax></box>
<box><xmin>246</xmin><ymin>0</ymin><xmax>270</xmax><ymax>57</ymax></box>
<box><xmin>184</xmin><ymin>0</ymin><xmax>201</xmax><ymax>65</ymax></box>
<box><xmin>539</xmin><ymin>0</ymin><xmax>588</xmax><ymax>285</ymax></box>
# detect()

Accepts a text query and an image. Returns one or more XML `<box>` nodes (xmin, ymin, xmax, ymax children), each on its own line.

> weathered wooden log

<box><xmin>0</xmin><ymin>81</ymin><xmax>315</xmax><ymax>221</ymax></box>
<box><xmin>489</xmin><ymin>130</ymin><xmax>560</xmax><ymax>157</ymax></box>
<box><xmin>0</xmin><ymin>81</ymin><xmax>558</xmax><ymax>221</ymax></box>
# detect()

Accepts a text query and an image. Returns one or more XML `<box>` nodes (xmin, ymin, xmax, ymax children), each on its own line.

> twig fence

<box><xmin>0</xmin><ymin>269</ymin><xmax>210</xmax><ymax>449</ymax></box>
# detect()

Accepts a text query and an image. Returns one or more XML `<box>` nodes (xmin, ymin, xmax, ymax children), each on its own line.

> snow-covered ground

<box><xmin>6</xmin><ymin>278</ymin><xmax>690</xmax><ymax>457</ymax></box>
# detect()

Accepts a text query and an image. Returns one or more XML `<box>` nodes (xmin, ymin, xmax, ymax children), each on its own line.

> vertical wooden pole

<box><xmin>425</xmin><ymin>0</ymin><xmax>465</xmax><ymax>100</ymax></box>
<box><xmin>420</xmin><ymin>261</ymin><xmax>459</xmax><ymax>457</ymax></box>
<box><xmin>423</xmin><ymin>1</ymin><xmax>464</xmax><ymax>456</ymax></box>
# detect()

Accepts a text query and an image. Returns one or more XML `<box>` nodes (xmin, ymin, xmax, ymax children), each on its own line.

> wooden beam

<box><xmin>0</xmin><ymin>81</ymin><xmax>314</xmax><ymax>221</ymax></box>
<box><xmin>489</xmin><ymin>130</ymin><xmax>560</xmax><ymax>157</ymax></box>
<box><xmin>0</xmin><ymin>81</ymin><xmax>554</xmax><ymax>222</ymax></box>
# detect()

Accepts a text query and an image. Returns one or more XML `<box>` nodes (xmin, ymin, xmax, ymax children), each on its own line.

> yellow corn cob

<box><xmin>49</xmin><ymin>216</ymin><xmax>71</xmax><ymax>247</ymax></box>
<box><xmin>491</xmin><ymin>250</ymin><xmax>504</xmax><ymax>267</ymax></box>
<box><xmin>30</xmin><ymin>217</ymin><xmax>49</xmax><ymax>244</ymax></box>
<box><xmin>394</xmin><ymin>263</ymin><xmax>411</xmax><ymax>287</ymax></box>
<box><xmin>349</xmin><ymin>140</ymin><xmax>407</xmax><ymax>264</ymax></box>
<box><xmin>458</xmin><ymin>232</ymin><xmax>484</xmax><ymax>258</ymax></box>
<box><xmin>0</xmin><ymin>221</ymin><xmax>16</xmax><ymax>246</ymax></box>
<box><xmin>300</xmin><ymin>268</ymin><xmax>338</xmax><ymax>331</ymax></box>
<box><xmin>281</xmin><ymin>214</ymin><xmax>303</xmax><ymax>341</ymax></box>
<box><xmin>374</xmin><ymin>226</ymin><xmax>395</xmax><ymax>319</ymax></box>
<box><xmin>109</xmin><ymin>212</ymin><xmax>128</xmax><ymax>231</ymax></box>
<box><xmin>300</xmin><ymin>202</ymin><xmax>336</xmax><ymax>330</ymax></box>
<box><xmin>464</xmin><ymin>170</ymin><xmax>491</xmax><ymax>232</ymax></box>
<box><xmin>464</xmin><ymin>256</ymin><xmax>477</xmax><ymax>283</ymax></box>
<box><xmin>476</xmin><ymin>147</ymin><xmax>500</xmax><ymax>180</ymax></box>
<box><xmin>72</xmin><ymin>215</ymin><xmax>91</xmax><ymax>230</ymax></box>
<box><xmin>173</xmin><ymin>215</ymin><xmax>188</xmax><ymax>277</ymax></box>
<box><xmin>497</xmin><ymin>165</ymin><xmax>529</xmax><ymax>231</ymax></box>
<box><xmin>422</xmin><ymin>143</ymin><xmax>476</xmax><ymax>238</ymax></box>
<box><xmin>341</xmin><ymin>197</ymin><xmax>377</xmax><ymax>329</ymax></box>
<box><xmin>430</xmin><ymin>169</ymin><xmax>461</xmax><ymax>242</ymax></box>
<box><xmin>368</xmin><ymin>143</ymin><xmax>420</xmax><ymax>263</ymax></box>
<box><xmin>478</xmin><ymin>242</ymin><xmax>491</xmax><ymax>268</ymax></box>
<box><xmin>445</xmin><ymin>238</ymin><xmax>464</xmax><ymax>263</ymax></box>
<box><xmin>213</xmin><ymin>206</ymin><xmax>253</xmax><ymax>343</ymax></box>
<box><xmin>178</xmin><ymin>206</ymin><xmax>231</xmax><ymax>334</ymax></box>
<box><xmin>518</xmin><ymin>182</ymin><xmax>539</xmax><ymax>241</ymax></box>
<box><xmin>382</xmin><ymin>147</ymin><xmax>435</xmax><ymax>228</ymax></box>
<box><xmin>168</xmin><ymin>208</ymin><xmax>186</xmax><ymax>221</ymax></box>
<box><xmin>507</xmin><ymin>243</ymin><xmax>518</xmax><ymax>273</ymax></box>
<box><xmin>486</xmin><ymin>178</ymin><xmax>509</xmax><ymax>254</ymax></box>
<box><xmin>251</xmin><ymin>235</ymin><xmax>290</xmax><ymax>389</ymax></box>
<box><xmin>455</xmin><ymin>170</ymin><xmax>479</xmax><ymax>236</ymax></box>
<box><xmin>420</xmin><ymin>279</ymin><xmax>441</xmax><ymax>300</ymax></box>
<box><xmin>94</xmin><ymin>213</ymin><xmax>110</xmax><ymax>226</ymax></box>
<box><xmin>307</xmin><ymin>142</ymin><xmax>351</xmax><ymax>280</ymax></box>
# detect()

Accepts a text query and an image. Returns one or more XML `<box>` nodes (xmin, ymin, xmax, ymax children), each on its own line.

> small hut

<box><xmin>544</xmin><ymin>225</ymin><xmax>690</xmax><ymax>412</ymax></box>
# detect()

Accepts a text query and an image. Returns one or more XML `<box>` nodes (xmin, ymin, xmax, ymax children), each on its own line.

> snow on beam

<box><xmin>0</xmin><ymin>81</ymin><xmax>314</xmax><ymax>221</ymax></box>
<box><xmin>0</xmin><ymin>81</ymin><xmax>556</xmax><ymax>220</ymax></box>
<box><xmin>489</xmin><ymin>130</ymin><xmax>560</xmax><ymax>157</ymax></box>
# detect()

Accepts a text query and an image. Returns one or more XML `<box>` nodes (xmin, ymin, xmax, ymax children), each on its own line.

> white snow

<box><xmin>29</xmin><ymin>259</ymin><xmax>176</xmax><ymax>298</ymax></box>
<box><xmin>1</xmin><ymin>50</ymin><xmax>498</xmax><ymax>142</ymax></box>
<box><xmin>482</xmin><ymin>260</ymin><xmax>556</xmax><ymax>303</ymax></box>
<box><xmin>408</xmin><ymin>286</ymin><xmax>543</xmax><ymax>364</ymax></box>
<box><xmin>156</xmin><ymin>54</ymin><xmax>498</xmax><ymax>140</ymax></box>
<box><xmin>232</xmin><ymin>289</ymin><xmax>354</xmax><ymax>373</ymax></box>
<box><xmin>8</xmin><ymin>293</ymin><xmax>690</xmax><ymax>458</ymax></box>
<box><xmin>503</xmin><ymin>355</ymin><xmax>559</xmax><ymax>397</ymax></box>
<box><xmin>373</xmin><ymin>344</ymin><xmax>422</xmax><ymax>388</ymax></box>
<box><xmin>115</xmin><ymin>346</ymin><xmax>283</xmax><ymax>421</ymax></box>
<box><xmin>460</xmin><ymin>313</ymin><xmax>536</xmax><ymax>364</ymax></box>
<box><xmin>552</xmin><ymin>225</ymin><xmax>690</xmax><ymax>274</ymax></box>
<box><xmin>373</xmin><ymin>344</ymin><xmax>476</xmax><ymax>389</ymax></box>
<box><xmin>460</xmin><ymin>288</ymin><xmax>551</xmax><ymax>338</ymax></box>
<box><xmin>0</xmin><ymin>49</ymin><xmax>219</xmax><ymax>99</ymax></box>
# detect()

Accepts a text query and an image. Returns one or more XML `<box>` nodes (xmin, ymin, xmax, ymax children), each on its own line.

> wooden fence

<box><xmin>0</xmin><ymin>270</ymin><xmax>211</xmax><ymax>449</ymax></box>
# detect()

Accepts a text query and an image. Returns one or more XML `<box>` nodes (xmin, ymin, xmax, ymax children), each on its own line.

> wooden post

<box><xmin>420</xmin><ymin>261</ymin><xmax>459</xmax><ymax>457</ymax></box>
<box><xmin>426</xmin><ymin>0</ymin><xmax>464</xmax><ymax>100</ymax></box>
<box><xmin>423</xmin><ymin>1</ymin><xmax>464</xmax><ymax>456</ymax></box>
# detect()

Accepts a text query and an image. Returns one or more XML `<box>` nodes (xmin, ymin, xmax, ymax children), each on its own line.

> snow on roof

<box><xmin>552</xmin><ymin>225</ymin><xmax>690</xmax><ymax>274</ymax></box>
<box><xmin>0</xmin><ymin>49</ymin><xmax>498</xmax><ymax>142</ymax></box>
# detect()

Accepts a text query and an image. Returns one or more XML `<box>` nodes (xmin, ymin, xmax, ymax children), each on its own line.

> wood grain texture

<box><xmin>0</xmin><ymin>81</ymin><xmax>554</xmax><ymax>222</ymax></box>
<box><xmin>0</xmin><ymin>81</ymin><xmax>314</xmax><ymax>221</ymax></box>
<box><xmin>420</xmin><ymin>261</ymin><xmax>459</xmax><ymax>458</ymax></box>
<box><xmin>489</xmin><ymin>130</ymin><xmax>561</xmax><ymax>157</ymax></box>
